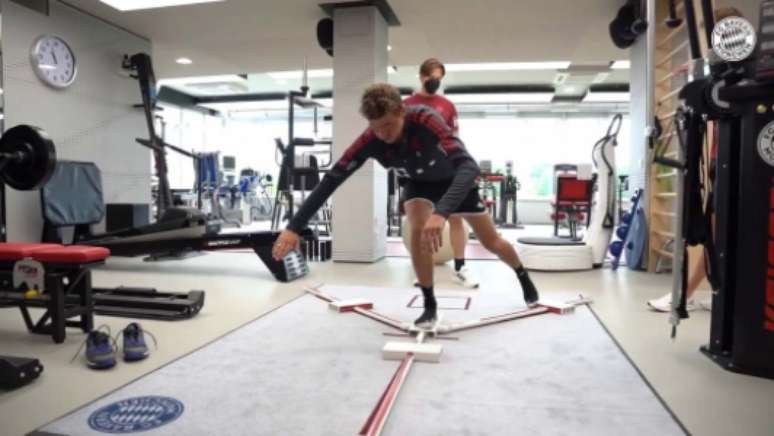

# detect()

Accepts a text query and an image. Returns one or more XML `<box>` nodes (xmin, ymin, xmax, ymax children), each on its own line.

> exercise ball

<box><xmin>401</xmin><ymin>217</ymin><xmax>469</xmax><ymax>265</ymax></box>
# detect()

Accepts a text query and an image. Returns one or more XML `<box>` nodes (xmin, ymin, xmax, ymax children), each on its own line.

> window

<box><xmin>457</xmin><ymin>115</ymin><xmax>630</xmax><ymax>198</ymax></box>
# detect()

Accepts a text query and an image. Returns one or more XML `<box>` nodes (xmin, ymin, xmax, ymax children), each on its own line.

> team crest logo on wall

<box><xmin>88</xmin><ymin>396</ymin><xmax>184</xmax><ymax>433</ymax></box>
<box><xmin>758</xmin><ymin>121</ymin><xmax>774</xmax><ymax>167</ymax></box>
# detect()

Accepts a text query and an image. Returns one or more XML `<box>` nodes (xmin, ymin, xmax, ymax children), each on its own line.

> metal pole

<box><xmin>646</xmin><ymin>0</ymin><xmax>656</xmax><ymax>164</ymax></box>
<box><xmin>700</xmin><ymin>0</ymin><xmax>716</xmax><ymax>45</ymax></box>
<box><xmin>287</xmin><ymin>93</ymin><xmax>295</xmax><ymax>220</ymax></box>
<box><xmin>670</xmin><ymin>127</ymin><xmax>687</xmax><ymax>337</ymax></box>
<box><xmin>683</xmin><ymin>0</ymin><xmax>703</xmax><ymax>59</ymax></box>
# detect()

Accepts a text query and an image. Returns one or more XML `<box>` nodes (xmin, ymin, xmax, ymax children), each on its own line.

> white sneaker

<box><xmin>452</xmin><ymin>267</ymin><xmax>480</xmax><ymax>289</ymax></box>
<box><xmin>647</xmin><ymin>293</ymin><xmax>697</xmax><ymax>312</ymax></box>
<box><xmin>698</xmin><ymin>298</ymin><xmax>712</xmax><ymax>311</ymax></box>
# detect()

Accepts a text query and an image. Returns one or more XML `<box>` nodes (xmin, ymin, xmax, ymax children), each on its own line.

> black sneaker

<box><xmin>522</xmin><ymin>281</ymin><xmax>539</xmax><ymax>308</ymax></box>
<box><xmin>414</xmin><ymin>306</ymin><xmax>438</xmax><ymax>329</ymax></box>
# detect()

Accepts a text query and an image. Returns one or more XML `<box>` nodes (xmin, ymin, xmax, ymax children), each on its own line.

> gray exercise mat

<box><xmin>35</xmin><ymin>285</ymin><xmax>685</xmax><ymax>436</ymax></box>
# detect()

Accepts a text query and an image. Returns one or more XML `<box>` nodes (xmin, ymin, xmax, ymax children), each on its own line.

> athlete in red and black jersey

<box><xmin>285</xmin><ymin>103</ymin><xmax>481</xmax><ymax>230</ymax></box>
<box><xmin>403</xmin><ymin>63</ymin><xmax>458</xmax><ymax>134</ymax></box>
<box><xmin>403</xmin><ymin>58</ymin><xmax>478</xmax><ymax>289</ymax></box>
<box><xmin>404</xmin><ymin>91</ymin><xmax>458</xmax><ymax>132</ymax></box>
<box><xmin>273</xmin><ymin>84</ymin><xmax>539</xmax><ymax>327</ymax></box>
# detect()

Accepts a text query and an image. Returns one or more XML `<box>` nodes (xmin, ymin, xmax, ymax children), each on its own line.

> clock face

<box><xmin>30</xmin><ymin>35</ymin><xmax>77</xmax><ymax>88</ymax></box>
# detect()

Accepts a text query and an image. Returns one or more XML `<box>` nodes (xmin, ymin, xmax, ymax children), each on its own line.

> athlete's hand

<box><xmin>272</xmin><ymin>230</ymin><xmax>301</xmax><ymax>260</ymax></box>
<box><xmin>422</xmin><ymin>214</ymin><xmax>446</xmax><ymax>253</ymax></box>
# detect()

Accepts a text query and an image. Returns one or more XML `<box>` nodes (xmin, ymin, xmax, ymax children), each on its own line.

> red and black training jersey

<box><xmin>403</xmin><ymin>93</ymin><xmax>459</xmax><ymax>133</ymax></box>
<box><xmin>287</xmin><ymin>105</ymin><xmax>480</xmax><ymax>233</ymax></box>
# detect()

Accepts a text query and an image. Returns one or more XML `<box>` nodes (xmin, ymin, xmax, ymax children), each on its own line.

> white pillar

<box><xmin>331</xmin><ymin>6</ymin><xmax>388</xmax><ymax>262</ymax></box>
<box><xmin>628</xmin><ymin>10</ymin><xmax>652</xmax><ymax>198</ymax></box>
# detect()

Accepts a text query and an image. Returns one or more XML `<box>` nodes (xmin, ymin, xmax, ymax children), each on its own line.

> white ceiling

<box><xmin>62</xmin><ymin>0</ymin><xmax>631</xmax><ymax>94</ymax></box>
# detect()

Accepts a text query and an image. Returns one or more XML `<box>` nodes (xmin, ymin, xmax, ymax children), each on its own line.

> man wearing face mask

<box><xmin>403</xmin><ymin>58</ymin><xmax>479</xmax><ymax>289</ymax></box>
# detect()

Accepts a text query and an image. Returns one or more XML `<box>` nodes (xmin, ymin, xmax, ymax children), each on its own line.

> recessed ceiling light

<box><xmin>176</xmin><ymin>57</ymin><xmax>193</xmax><ymax>65</ymax></box>
<box><xmin>99</xmin><ymin>0</ymin><xmax>224</xmax><ymax>11</ymax></box>
<box><xmin>611</xmin><ymin>60</ymin><xmax>630</xmax><ymax>70</ymax></box>
<box><xmin>387</xmin><ymin>45</ymin><xmax>392</xmax><ymax>51</ymax></box>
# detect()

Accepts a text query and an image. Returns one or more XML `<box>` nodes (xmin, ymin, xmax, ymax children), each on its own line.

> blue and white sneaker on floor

<box><xmin>71</xmin><ymin>326</ymin><xmax>117</xmax><ymax>370</ymax></box>
<box><xmin>117</xmin><ymin>322</ymin><xmax>157</xmax><ymax>362</ymax></box>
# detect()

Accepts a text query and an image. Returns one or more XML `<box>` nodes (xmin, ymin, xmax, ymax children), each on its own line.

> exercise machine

<box><xmin>41</xmin><ymin>158</ymin><xmax>310</xmax><ymax>282</ymax></box>
<box><xmin>239</xmin><ymin>168</ymin><xmax>274</xmax><ymax>221</ymax></box>
<box><xmin>666</xmin><ymin>0</ymin><xmax>774</xmax><ymax>379</ymax></box>
<box><xmin>477</xmin><ymin>161</ymin><xmax>500</xmax><ymax>222</ymax></box>
<box><xmin>194</xmin><ymin>151</ymin><xmax>242</xmax><ymax>227</ymax></box>
<box><xmin>386</xmin><ymin>169</ymin><xmax>404</xmax><ymax>237</ymax></box>
<box><xmin>123</xmin><ymin>53</ymin><xmax>219</xmax><ymax>227</ymax></box>
<box><xmin>270</xmin><ymin>78</ymin><xmax>332</xmax><ymax>235</ymax></box>
<box><xmin>2</xmin><ymin>126</ymin><xmax>206</xmax><ymax>321</ymax></box>
<box><xmin>551</xmin><ymin>169</ymin><xmax>594</xmax><ymax>240</ymax></box>
<box><xmin>271</xmin><ymin>138</ymin><xmax>331</xmax><ymax>234</ymax></box>
<box><xmin>40</xmin><ymin>52</ymin><xmax>312</xmax><ymax>281</ymax></box>
<box><xmin>498</xmin><ymin>161</ymin><xmax>522</xmax><ymax>229</ymax></box>
<box><xmin>548</xmin><ymin>164</ymin><xmax>594</xmax><ymax>238</ymax></box>
<box><xmin>515</xmin><ymin>114</ymin><xmax>621</xmax><ymax>271</ymax></box>
<box><xmin>50</xmin><ymin>53</ymin><xmax>223</xmax><ymax>250</ymax></box>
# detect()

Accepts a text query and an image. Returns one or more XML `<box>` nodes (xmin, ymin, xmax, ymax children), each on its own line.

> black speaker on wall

<box><xmin>317</xmin><ymin>18</ymin><xmax>334</xmax><ymax>57</ymax></box>
<box><xmin>609</xmin><ymin>0</ymin><xmax>648</xmax><ymax>49</ymax></box>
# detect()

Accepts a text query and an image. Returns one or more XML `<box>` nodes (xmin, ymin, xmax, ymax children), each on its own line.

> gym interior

<box><xmin>0</xmin><ymin>1</ymin><xmax>772</xmax><ymax>435</ymax></box>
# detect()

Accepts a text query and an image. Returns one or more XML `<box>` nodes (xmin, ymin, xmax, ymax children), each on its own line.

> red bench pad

<box><xmin>0</xmin><ymin>243</ymin><xmax>110</xmax><ymax>263</ymax></box>
<box><xmin>31</xmin><ymin>246</ymin><xmax>110</xmax><ymax>263</ymax></box>
<box><xmin>0</xmin><ymin>243</ymin><xmax>63</xmax><ymax>261</ymax></box>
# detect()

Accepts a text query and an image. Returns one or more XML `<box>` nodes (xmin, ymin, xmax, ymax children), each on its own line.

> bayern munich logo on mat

<box><xmin>88</xmin><ymin>396</ymin><xmax>184</xmax><ymax>433</ymax></box>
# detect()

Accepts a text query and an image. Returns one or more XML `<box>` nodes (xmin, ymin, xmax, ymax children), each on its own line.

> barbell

<box><xmin>0</xmin><ymin>125</ymin><xmax>57</xmax><ymax>191</ymax></box>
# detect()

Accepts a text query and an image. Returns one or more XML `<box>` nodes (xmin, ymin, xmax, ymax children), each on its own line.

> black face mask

<box><xmin>423</xmin><ymin>78</ymin><xmax>441</xmax><ymax>94</ymax></box>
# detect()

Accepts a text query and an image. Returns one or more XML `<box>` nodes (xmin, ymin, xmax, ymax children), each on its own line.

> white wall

<box><xmin>3</xmin><ymin>0</ymin><xmax>151</xmax><ymax>240</ymax></box>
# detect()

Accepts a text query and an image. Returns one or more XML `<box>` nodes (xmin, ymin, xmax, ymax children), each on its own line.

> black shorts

<box><xmin>400</xmin><ymin>180</ymin><xmax>487</xmax><ymax>215</ymax></box>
